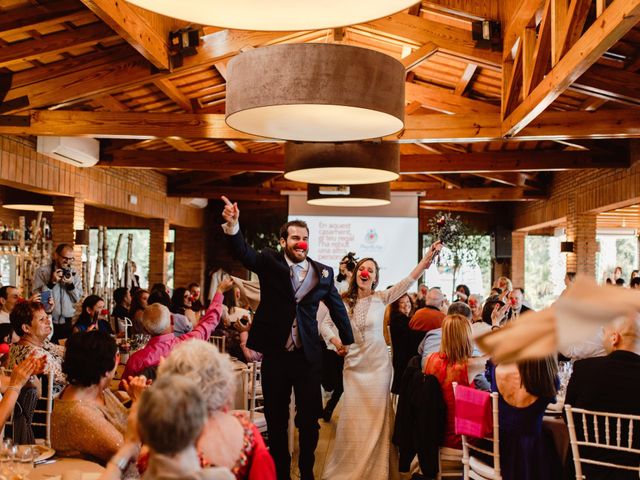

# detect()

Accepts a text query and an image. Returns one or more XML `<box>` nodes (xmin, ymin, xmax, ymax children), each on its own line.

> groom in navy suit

<box><xmin>222</xmin><ymin>196</ymin><xmax>354</xmax><ymax>480</ymax></box>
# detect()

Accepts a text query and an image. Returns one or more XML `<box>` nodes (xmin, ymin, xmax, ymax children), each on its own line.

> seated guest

<box><xmin>101</xmin><ymin>375</ymin><xmax>234</xmax><ymax>480</ymax></box>
<box><xmin>73</xmin><ymin>295</ymin><xmax>113</xmax><ymax>334</ymax></box>
<box><xmin>507</xmin><ymin>288</ymin><xmax>532</xmax><ymax>320</ymax></box>
<box><xmin>409</xmin><ymin>287</ymin><xmax>445</xmax><ymax>333</ymax></box>
<box><xmin>494</xmin><ymin>276</ymin><xmax>513</xmax><ymax>293</ymax></box>
<box><xmin>419</xmin><ymin>302</ymin><xmax>476</xmax><ymax>359</ymax></box>
<box><xmin>9</xmin><ymin>300</ymin><xmax>66</xmax><ymax>395</ymax></box>
<box><xmin>454</xmin><ymin>284</ymin><xmax>470</xmax><ymax>303</ymax></box>
<box><xmin>129</xmin><ymin>288</ymin><xmax>149</xmax><ymax>335</ymax></box>
<box><xmin>564</xmin><ymin>315</ymin><xmax>640</xmax><ymax>480</ymax></box>
<box><xmin>486</xmin><ymin>356</ymin><xmax>561</xmax><ymax>480</ymax></box>
<box><xmin>389</xmin><ymin>293</ymin><xmax>422</xmax><ymax>395</ymax></box>
<box><xmin>171</xmin><ymin>287</ymin><xmax>197</xmax><ymax>325</ymax></box>
<box><xmin>469</xmin><ymin>294</ymin><xmax>486</xmax><ymax>325</ymax></box>
<box><xmin>189</xmin><ymin>282</ymin><xmax>204</xmax><ymax>316</ymax></box>
<box><xmin>111</xmin><ymin>287</ymin><xmax>131</xmax><ymax>335</ymax></box>
<box><xmin>158</xmin><ymin>340</ymin><xmax>275</xmax><ymax>479</ymax></box>
<box><xmin>120</xmin><ymin>277</ymin><xmax>231</xmax><ymax>381</ymax></box>
<box><xmin>0</xmin><ymin>323</ymin><xmax>19</xmax><ymax>364</ymax></box>
<box><xmin>630</xmin><ymin>277</ymin><xmax>640</xmax><ymax>289</ymax></box>
<box><xmin>0</xmin><ymin>285</ymin><xmax>19</xmax><ymax>324</ymax></box>
<box><xmin>52</xmin><ymin>331</ymin><xmax>146</xmax><ymax>463</ymax></box>
<box><xmin>423</xmin><ymin>314</ymin><xmax>484</xmax><ymax>449</ymax></box>
<box><xmin>214</xmin><ymin>285</ymin><xmax>254</xmax><ymax>363</ymax></box>
<box><xmin>148</xmin><ymin>289</ymin><xmax>192</xmax><ymax>337</ymax></box>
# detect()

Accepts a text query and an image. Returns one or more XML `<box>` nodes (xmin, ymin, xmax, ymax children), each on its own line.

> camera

<box><xmin>61</xmin><ymin>268</ymin><xmax>75</xmax><ymax>280</ymax></box>
<box><xmin>337</xmin><ymin>252</ymin><xmax>358</xmax><ymax>282</ymax></box>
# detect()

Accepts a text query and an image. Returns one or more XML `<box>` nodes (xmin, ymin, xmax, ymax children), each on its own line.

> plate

<box><xmin>32</xmin><ymin>444</ymin><xmax>55</xmax><ymax>463</ymax></box>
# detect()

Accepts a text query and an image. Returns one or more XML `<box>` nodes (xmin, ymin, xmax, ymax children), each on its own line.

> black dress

<box><xmin>389</xmin><ymin>310</ymin><xmax>424</xmax><ymax>394</ymax></box>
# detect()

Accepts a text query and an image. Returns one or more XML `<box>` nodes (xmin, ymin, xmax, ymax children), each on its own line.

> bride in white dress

<box><xmin>321</xmin><ymin>242</ymin><xmax>441</xmax><ymax>480</ymax></box>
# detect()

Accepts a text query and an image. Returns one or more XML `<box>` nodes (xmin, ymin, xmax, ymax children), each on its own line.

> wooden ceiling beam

<box><xmin>168</xmin><ymin>186</ymin><xmax>287</xmax><ymax>201</ymax></box>
<box><xmin>153</xmin><ymin>78</ymin><xmax>193</xmax><ymax>112</ymax></box>
<box><xmin>0</xmin><ymin>0</ymin><xmax>88</xmax><ymax>37</ymax></box>
<box><xmin>354</xmin><ymin>12</ymin><xmax>502</xmax><ymax>69</ymax></box>
<box><xmin>401</xmin><ymin>42</ymin><xmax>439</xmax><ymax>71</ymax></box>
<box><xmin>419</xmin><ymin>203</ymin><xmax>499</xmax><ymax>214</ymax></box>
<box><xmin>420</xmin><ymin>187</ymin><xmax>546</xmax><ymax>202</ymax></box>
<box><xmin>502</xmin><ymin>0</ymin><xmax>640</xmax><ymax>137</ymax></box>
<box><xmin>453</xmin><ymin>63</ymin><xmax>478</xmax><ymax>96</ymax></box>
<box><xmin>503</xmin><ymin>0</ymin><xmax>545</xmax><ymax>60</ymax></box>
<box><xmin>79</xmin><ymin>0</ymin><xmax>173</xmax><ymax>70</ymax></box>
<box><xmin>4</xmin><ymin>109</ymin><xmax>639</xmax><ymax>143</ymax></box>
<box><xmin>0</xmin><ymin>22</ymin><xmax>118</xmax><ymax>68</ymax></box>
<box><xmin>93</xmin><ymin>148</ymin><xmax>626</xmax><ymax>173</ymax></box>
<box><xmin>572</xmin><ymin>65</ymin><xmax>640</xmax><ymax>106</ymax></box>
<box><xmin>405</xmin><ymin>81</ymin><xmax>499</xmax><ymax>115</ymax></box>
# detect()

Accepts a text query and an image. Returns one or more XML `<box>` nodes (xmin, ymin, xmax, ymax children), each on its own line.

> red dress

<box><xmin>423</xmin><ymin>352</ymin><xmax>470</xmax><ymax>449</ymax></box>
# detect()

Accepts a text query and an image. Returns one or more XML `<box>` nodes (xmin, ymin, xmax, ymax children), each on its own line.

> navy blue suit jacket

<box><xmin>227</xmin><ymin>229</ymin><xmax>354</xmax><ymax>363</ymax></box>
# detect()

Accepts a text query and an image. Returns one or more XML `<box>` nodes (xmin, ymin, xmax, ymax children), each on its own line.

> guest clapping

<box><xmin>73</xmin><ymin>295</ymin><xmax>112</xmax><ymax>334</ymax></box>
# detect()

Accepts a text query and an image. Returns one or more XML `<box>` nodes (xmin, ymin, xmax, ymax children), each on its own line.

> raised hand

<box><xmin>217</xmin><ymin>276</ymin><xmax>234</xmax><ymax>294</ymax></box>
<box><xmin>122</xmin><ymin>375</ymin><xmax>151</xmax><ymax>402</ymax></box>
<box><xmin>10</xmin><ymin>354</ymin><xmax>43</xmax><ymax>389</ymax></box>
<box><xmin>221</xmin><ymin>195</ymin><xmax>240</xmax><ymax>226</ymax></box>
<box><xmin>422</xmin><ymin>240</ymin><xmax>443</xmax><ymax>268</ymax></box>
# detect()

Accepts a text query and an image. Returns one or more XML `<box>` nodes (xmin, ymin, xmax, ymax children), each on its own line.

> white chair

<box><xmin>565</xmin><ymin>404</ymin><xmax>640</xmax><ymax>479</ymax></box>
<box><xmin>247</xmin><ymin>361</ymin><xmax>266</xmax><ymax>433</ymax></box>
<box><xmin>453</xmin><ymin>382</ymin><xmax>502</xmax><ymax>480</ymax></box>
<box><xmin>6</xmin><ymin>370</ymin><xmax>54</xmax><ymax>447</ymax></box>
<box><xmin>209</xmin><ymin>335</ymin><xmax>226</xmax><ymax>353</ymax></box>
<box><xmin>437</xmin><ymin>447</ymin><xmax>464</xmax><ymax>479</ymax></box>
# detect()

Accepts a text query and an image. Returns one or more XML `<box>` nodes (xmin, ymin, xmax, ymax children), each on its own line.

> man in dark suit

<box><xmin>564</xmin><ymin>315</ymin><xmax>640</xmax><ymax>479</ymax></box>
<box><xmin>221</xmin><ymin>196</ymin><xmax>354</xmax><ymax>480</ymax></box>
<box><xmin>507</xmin><ymin>287</ymin><xmax>531</xmax><ymax>321</ymax></box>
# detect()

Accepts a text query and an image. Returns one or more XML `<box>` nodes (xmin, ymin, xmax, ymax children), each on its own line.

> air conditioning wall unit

<box><xmin>37</xmin><ymin>136</ymin><xmax>100</xmax><ymax>167</ymax></box>
<box><xmin>180</xmin><ymin>197</ymin><xmax>208</xmax><ymax>209</ymax></box>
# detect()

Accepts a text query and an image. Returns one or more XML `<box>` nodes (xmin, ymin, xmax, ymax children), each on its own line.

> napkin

<box><xmin>475</xmin><ymin>275</ymin><xmax>640</xmax><ymax>363</ymax></box>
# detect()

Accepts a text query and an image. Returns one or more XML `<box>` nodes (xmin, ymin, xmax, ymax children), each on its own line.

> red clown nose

<box><xmin>360</xmin><ymin>270</ymin><xmax>370</xmax><ymax>280</ymax></box>
<box><xmin>296</xmin><ymin>241</ymin><xmax>308</xmax><ymax>250</ymax></box>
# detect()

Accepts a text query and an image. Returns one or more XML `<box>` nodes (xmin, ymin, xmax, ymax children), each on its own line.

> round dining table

<box><xmin>28</xmin><ymin>458</ymin><xmax>104</xmax><ymax>480</ymax></box>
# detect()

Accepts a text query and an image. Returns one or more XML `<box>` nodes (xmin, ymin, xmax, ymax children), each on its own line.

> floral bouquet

<box><xmin>427</xmin><ymin>212</ymin><xmax>469</xmax><ymax>265</ymax></box>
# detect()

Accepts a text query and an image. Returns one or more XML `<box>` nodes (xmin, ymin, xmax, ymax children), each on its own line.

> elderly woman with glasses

<box><xmin>157</xmin><ymin>340</ymin><xmax>275</xmax><ymax>480</ymax></box>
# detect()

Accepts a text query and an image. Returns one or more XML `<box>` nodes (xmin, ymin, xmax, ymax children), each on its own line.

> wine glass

<box><xmin>0</xmin><ymin>438</ymin><xmax>14</xmax><ymax>477</ymax></box>
<box><xmin>13</xmin><ymin>445</ymin><xmax>34</xmax><ymax>479</ymax></box>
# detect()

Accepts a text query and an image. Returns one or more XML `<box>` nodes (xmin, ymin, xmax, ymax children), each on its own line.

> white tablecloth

<box><xmin>28</xmin><ymin>458</ymin><xmax>104</xmax><ymax>480</ymax></box>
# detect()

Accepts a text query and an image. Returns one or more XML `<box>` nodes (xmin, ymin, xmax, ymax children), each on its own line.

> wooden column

<box><xmin>511</xmin><ymin>231</ymin><xmax>527</xmax><ymax>288</ymax></box>
<box><xmin>174</xmin><ymin>226</ymin><xmax>205</xmax><ymax>289</ymax></box>
<box><xmin>148</xmin><ymin>218</ymin><xmax>169</xmax><ymax>287</ymax></box>
<box><xmin>52</xmin><ymin>193</ymin><xmax>85</xmax><ymax>269</ymax></box>
<box><xmin>566</xmin><ymin>205</ymin><xmax>597</xmax><ymax>277</ymax></box>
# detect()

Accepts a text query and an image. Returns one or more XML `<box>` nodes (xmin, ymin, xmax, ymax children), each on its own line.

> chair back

<box><xmin>453</xmin><ymin>382</ymin><xmax>501</xmax><ymax>480</ymax></box>
<box><xmin>565</xmin><ymin>404</ymin><xmax>640</xmax><ymax>479</ymax></box>
<box><xmin>5</xmin><ymin>370</ymin><xmax>54</xmax><ymax>447</ymax></box>
<box><xmin>209</xmin><ymin>335</ymin><xmax>226</xmax><ymax>353</ymax></box>
<box><xmin>455</xmin><ymin>384</ymin><xmax>493</xmax><ymax>438</ymax></box>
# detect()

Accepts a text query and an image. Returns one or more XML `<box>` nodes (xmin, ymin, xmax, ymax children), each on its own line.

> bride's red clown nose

<box><xmin>296</xmin><ymin>241</ymin><xmax>308</xmax><ymax>250</ymax></box>
<box><xmin>360</xmin><ymin>270</ymin><xmax>370</xmax><ymax>280</ymax></box>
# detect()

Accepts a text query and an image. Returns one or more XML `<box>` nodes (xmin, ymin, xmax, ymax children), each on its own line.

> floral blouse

<box><xmin>8</xmin><ymin>342</ymin><xmax>66</xmax><ymax>395</ymax></box>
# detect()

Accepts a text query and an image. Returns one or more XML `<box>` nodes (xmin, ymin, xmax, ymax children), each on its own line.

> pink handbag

<box><xmin>454</xmin><ymin>384</ymin><xmax>493</xmax><ymax>438</ymax></box>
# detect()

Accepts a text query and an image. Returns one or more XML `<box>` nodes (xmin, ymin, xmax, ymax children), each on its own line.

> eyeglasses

<box><xmin>61</xmin><ymin>256</ymin><xmax>74</xmax><ymax>262</ymax></box>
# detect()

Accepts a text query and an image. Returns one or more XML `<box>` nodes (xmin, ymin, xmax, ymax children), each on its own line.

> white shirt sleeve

<box><xmin>221</xmin><ymin>222</ymin><xmax>240</xmax><ymax>235</ymax></box>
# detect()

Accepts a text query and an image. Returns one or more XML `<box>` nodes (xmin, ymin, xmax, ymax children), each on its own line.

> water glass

<box><xmin>13</xmin><ymin>445</ymin><xmax>33</xmax><ymax>479</ymax></box>
<box><xmin>0</xmin><ymin>439</ymin><xmax>14</xmax><ymax>478</ymax></box>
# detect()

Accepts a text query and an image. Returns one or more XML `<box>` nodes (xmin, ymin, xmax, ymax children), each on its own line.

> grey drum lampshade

<box><xmin>1</xmin><ymin>188</ymin><xmax>54</xmax><ymax>212</ymax></box>
<box><xmin>226</xmin><ymin>44</ymin><xmax>405</xmax><ymax>142</ymax></box>
<box><xmin>125</xmin><ymin>0</ymin><xmax>421</xmax><ymax>31</ymax></box>
<box><xmin>285</xmin><ymin>142</ymin><xmax>400</xmax><ymax>184</ymax></box>
<box><xmin>307</xmin><ymin>183</ymin><xmax>391</xmax><ymax>207</ymax></box>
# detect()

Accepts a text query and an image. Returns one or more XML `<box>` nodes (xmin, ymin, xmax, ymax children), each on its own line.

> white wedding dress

<box><xmin>321</xmin><ymin>277</ymin><xmax>414</xmax><ymax>480</ymax></box>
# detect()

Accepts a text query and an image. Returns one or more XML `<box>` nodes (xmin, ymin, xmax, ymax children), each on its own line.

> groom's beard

<box><xmin>284</xmin><ymin>244</ymin><xmax>307</xmax><ymax>263</ymax></box>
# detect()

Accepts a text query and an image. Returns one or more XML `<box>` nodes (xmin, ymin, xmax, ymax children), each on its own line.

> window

<box><xmin>596</xmin><ymin>230</ymin><xmax>638</xmax><ymax>284</ymax></box>
<box><xmin>524</xmin><ymin>235</ymin><xmax>566</xmax><ymax>310</ymax></box>
<box><xmin>167</xmin><ymin>229</ymin><xmax>175</xmax><ymax>290</ymax></box>
<box><xmin>422</xmin><ymin>234</ymin><xmax>491</xmax><ymax>297</ymax></box>
<box><xmin>89</xmin><ymin>229</ymin><xmax>150</xmax><ymax>289</ymax></box>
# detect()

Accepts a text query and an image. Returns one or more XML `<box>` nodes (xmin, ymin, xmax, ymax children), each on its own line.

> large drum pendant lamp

<box><xmin>125</xmin><ymin>0</ymin><xmax>420</xmax><ymax>31</ymax></box>
<box><xmin>226</xmin><ymin>44</ymin><xmax>405</xmax><ymax>142</ymax></box>
<box><xmin>285</xmin><ymin>142</ymin><xmax>399</xmax><ymax>185</ymax></box>
<box><xmin>307</xmin><ymin>183</ymin><xmax>391</xmax><ymax>207</ymax></box>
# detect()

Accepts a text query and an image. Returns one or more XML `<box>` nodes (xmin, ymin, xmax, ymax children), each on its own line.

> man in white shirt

<box><xmin>0</xmin><ymin>285</ymin><xmax>19</xmax><ymax>324</ymax></box>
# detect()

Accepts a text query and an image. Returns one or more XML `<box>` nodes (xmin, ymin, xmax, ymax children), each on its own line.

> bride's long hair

<box><xmin>342</xmin><ymin>257</ymin><xmax>380</xmax><ymax>315</ymax></box>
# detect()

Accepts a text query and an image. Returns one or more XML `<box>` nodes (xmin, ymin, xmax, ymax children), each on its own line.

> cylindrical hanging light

<box><xmin>125</xmin><ymin>0</ymin><xmax>420</xmax><ymax>31</ymax></box>
<box><xmin>226</xmin><ymin>44</ymin><xmax>405</xmax><ymax>142</ymax></box>
<box><xmin>285</xmin><ymin>142</ymin><xmax>399</xmax><ymax>185</ymax></box>
<box><xmin>307</xmin><ymin>183</ymin><xmax>391</xmax><ymax>207</ymax></box>
<box><xmin>1</xmin><ymin>188</ymin><xmax>54</xmax><ymax>212</ymax></box>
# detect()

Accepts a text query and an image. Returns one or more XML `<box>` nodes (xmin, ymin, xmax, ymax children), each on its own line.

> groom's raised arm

<box><xmin>221</xmin><ymin>196</ymin><xmax>262</xmax><ymax>274</ymax></box>
<box><xmin>323</xmin><ymin>274</ymin><xmax>354</xmax><ymax>346</ymax></box>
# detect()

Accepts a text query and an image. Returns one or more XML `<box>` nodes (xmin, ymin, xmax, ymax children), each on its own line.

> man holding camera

<box><xmin>33</xmin><ymin>243</ymin><xmax>83</xmax><ymax>343</ymax></box>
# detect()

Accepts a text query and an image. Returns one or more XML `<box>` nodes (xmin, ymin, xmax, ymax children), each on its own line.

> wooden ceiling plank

<box><xmin>572</xmin><ymin>65</ymin><xmax>640</xmax><ymax>106</ymax></box>
<box><xmin>405</xmin><ymin>81</ymin><xmax>499</xmax><ymax>115</ymax></box>
<box><xmin>354</xmin><ymin>12</ymin><xmax>502</xmax><ymax>69</ymax></box>
<box><xmin>473</xmin><ymin>172</ymin><xmax>526</xmax><ymax>187</ymax></box>
<box><xmin>153</xmin><ymin>78</ymin><xmax>193</xmax><ymax>112</ymax></box>
<box><xmin>419</xmin><ymin>203</ymin><xmax>498</xmax><ymax>214</ymax></box>
<box><xmin>4</xmin><ymin>109</ymin><xmax>640</xmax><ymax>143</ymax></box>
<box><xmin>94</xmin><ymin>148</ymin><xmax>626</xmax><ymax>173</ymax></box>
<box><xmin>225</xmin><ymin>140</ymin><xmax>249</xmax><ymax>153</ymax></box>
<box><xmin>0</xmin><ymin>22</ymin><xmax>118</xmax><ymax>68</ymax></box>
<box><xmin>0</xmin><ymin>0</ymin><xmax>88</xmax><ymax>38</ymax></box>
<box><xmin>79</xmin><ymin>0</ymin><xmax>171</xmax><ymax>70</ymax></box>
<box><xmin>453</xmin><ymin>63</ymin><xmax>477</xmax><ymax>95</ymax></box>
<box><xmin>419</xmin><ymin>187</ymin><xmax>545</xmax><ymax>202</ymax></box>
<box><xmin>401</xmin><ymin>42</ymin><xmax>439</xmax><ymax>71</ymax></box>
<box><xmin>503</xmin><ymin>0</ymin><xmax>545</xmax><ymax>60</ymax></box>
<box><xmin>502</xmin><ymin>40</ymin><xmax>523</xmax><ymax>119</ymax></box>
<box><xmin>527</xmin><ymin>0</ymin><xmax>552</xmax><ymax>96</ymax></box>
<box><xmin>556</xmin><ymin>0</ymin><xmax>592</xmax><ymax>62</ymax></box>
<box><xmin>502</xmin><ymin>0</ymin><xmax>640</xmax><ymax>137</ymax></box>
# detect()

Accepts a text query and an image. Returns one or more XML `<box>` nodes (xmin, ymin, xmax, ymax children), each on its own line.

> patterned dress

<box><xmin>322</xmin><ymin>277</ymin><xmax>414</xmax><ymax>480</ymax></box>
<box><xmin>8</xmin><ymin>342</ymin><xmax>66</xmax><ymax>395</ymax></box>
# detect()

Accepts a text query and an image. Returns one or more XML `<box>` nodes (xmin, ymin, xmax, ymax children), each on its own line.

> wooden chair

<box><xmin>565</xmin><ymin>404</ymin><xmax>640</xmax><ymax>479</ymax></box>
<box><xmin>437</xmin><ymin>447</ymin><xmax>464</xmax><ymax>479</ymax></box>
<box><xmin>453</xmin><ymin>382</ymin><xmax>502</xmax><ymax>480</ymax></box>
<box><xmin>208</xmin><ymin>335</ymin><xmax>226</xmax><ymax>353</ymax></box>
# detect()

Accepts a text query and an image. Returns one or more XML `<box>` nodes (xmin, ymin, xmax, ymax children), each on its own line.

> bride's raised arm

<box><xmin>380</xmin><ymin>240</ymin><xmax>443</xmax><ymax>305</ymax></box>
